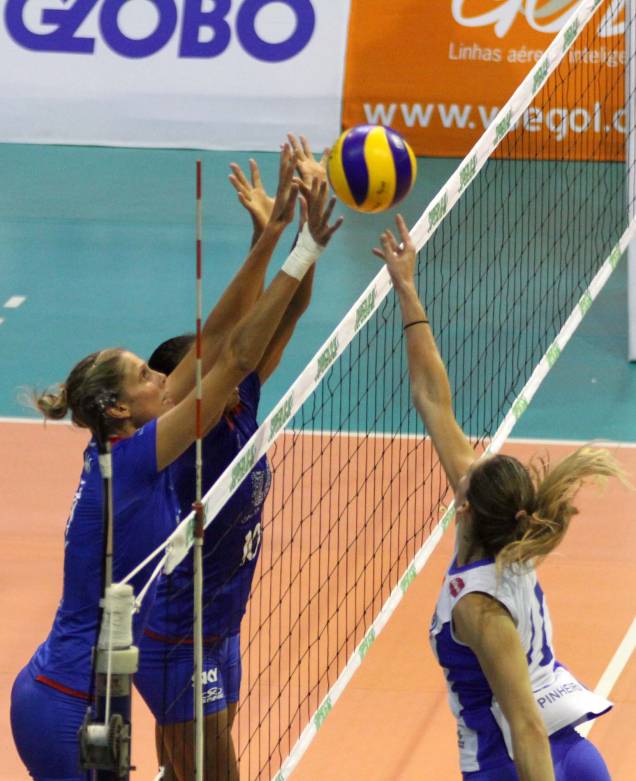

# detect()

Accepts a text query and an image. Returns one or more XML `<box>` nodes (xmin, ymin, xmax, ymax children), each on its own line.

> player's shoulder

<box><xmin>445</xmin><ymin>556</ymin><xmax>497</xmax><ymax>599</ymax></box>
<box><xmin>446</xmin><ymin>556</ymin><xmax>532</xmax><ymax>625</ymax></box>
<box><xmin>109</xmin><ymin>418</ymin><xmax>160</xmax><ymax>482</ymax></box>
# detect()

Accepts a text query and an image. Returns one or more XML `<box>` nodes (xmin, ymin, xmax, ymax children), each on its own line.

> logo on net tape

<box><xmin>6</xmin><ymin>0</ymin><xmax>316</xmax><ymax>61</ymax></box>
<box><xmin>448</xmin><ymin>576</ymin><xmax>465</xmax><ymax>597</ymax></box>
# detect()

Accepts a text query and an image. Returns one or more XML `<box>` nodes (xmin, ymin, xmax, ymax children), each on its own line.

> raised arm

<box><xmin>373</xmin><ymin>215</ymin><xmax>476</xmax><ymax>491</ymax></box>
<box><xmin>256</xmin><ymin>186</ymin><xmax>343</xmax><ymax>381</ymax></box>
<box><xmin>229</xmin><ymin>156</ymin><xmax>274</xmax><ymax>252</ymax></box>
<box><xmin>156</xmin><ymin>185</ymin><xmax>305</xmax><ymax>470</ymax></box>
<box><xmin>166</xmin><ymin>145</ymin><xmax>297</xmax><ymax>406</ymax></box>
<box><xmin>257</xmin><ymin>136</ymin><xmax>341</xmax><ymax>383</ymax></box>
<box><xmin>453</xmin><ymin>594</ymin><xmax>555</xmax><ymax>781</ymax></box>
<box><xmin>256</xmin><ymin>264</ymin><xmax>315</xmax><ymax>385</ymax></box>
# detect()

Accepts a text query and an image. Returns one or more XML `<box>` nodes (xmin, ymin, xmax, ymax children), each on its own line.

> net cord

<box><xmin>118</xmin><ymin>532</ymin><xmax>171</xmax><ymax>587</ymax></box>
<box><xmin>113</xmin><ymin>0</ymin><xmax>601</xmax><ymax>593</ymax></box>
<box><xmin>133</xmin><ymin>553</ymin><xmax>168</xmax><ymax>612</ymax></box>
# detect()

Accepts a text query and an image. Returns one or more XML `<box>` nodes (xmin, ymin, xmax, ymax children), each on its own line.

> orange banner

<box><xmin>342</xmin><ymin>0</ymin><xmax>626</xmax><ymax>160</ymax></box>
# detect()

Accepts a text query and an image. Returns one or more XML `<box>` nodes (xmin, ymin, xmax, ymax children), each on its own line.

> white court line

<box><xmin>4</xmin><ymin>295</ymin><xmax>26</xmax><ymax>308</ymax></box>
<box><xmin>0</xmin><ymin>317</ymin><xmax>4</xmax><ymax>326</ymax></box>
<box><xmin>579</xmin><ymin>616</ymin><xmax>636</xmax><ymax>738</ymax></box>
<box><xmin>282</xmin><ymin>427</ymin><xmax>636</xmax><ymax>449</ymax></box>
<box><xmin>508</xmin><ymin>437</ymin><xmax>636</xmax><ymax>450</ymax></box>
<box><xmin>1</xmin><ymin>416</ymin><xmax>636</xmax><ymax>448</ymax></box>
<box><xmin>0</xmin><ymin>415</ymin><xmax>71</xmax><ymax>426</ymax></box>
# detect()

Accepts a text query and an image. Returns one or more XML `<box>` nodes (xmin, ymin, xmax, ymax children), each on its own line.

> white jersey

<box><xmin>429</xmin><ymin>556</ymin><xmax>612</xmax><ymax>774</ymax></box>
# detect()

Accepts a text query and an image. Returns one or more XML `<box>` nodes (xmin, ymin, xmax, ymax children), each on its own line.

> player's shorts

<box><xmin>11</xmin><ymin>665</ymin><xmax>89</xmax><ymax>781</ymax></box>
<box><xmin>135</xmin><ymin>632</ymin><xmax>241</xmax><ymax>725</ymax></box>
<box><xmin>462</xmin><ymin>725</ymin><xmax>611</xmax><ymax>780</ymax></box>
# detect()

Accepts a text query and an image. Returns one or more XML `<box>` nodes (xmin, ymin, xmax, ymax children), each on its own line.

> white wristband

<box><xmin>281</xmin><ymin>224</ymin><xmax>324</xmax><ymax>281</ymax></box>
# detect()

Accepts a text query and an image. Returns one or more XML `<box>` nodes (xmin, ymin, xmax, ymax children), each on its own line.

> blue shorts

<box><xmin>463</xmin><ymin>725</ymin><xmax>611</xmax><ymax>780</ymax></box>
<box><xmin>135</xmin><ymin>632</ymin><xmax>241</xmax><ymax>725</ymax></box>
<box><xmin>11</xmin><ymin>665</ymin><xmax>89</xmax><ymax>781</ymax></box>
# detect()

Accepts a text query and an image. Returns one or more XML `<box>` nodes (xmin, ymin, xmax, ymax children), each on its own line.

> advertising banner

<box><xmin>0</xmin><ymin>0</ymin><xmax>351</xmax><ymax>150</ymax></box>
<box><xmin>342</xmin><ymin>0</ymin><xmax>626</xmax><ymax>159</ymax></box>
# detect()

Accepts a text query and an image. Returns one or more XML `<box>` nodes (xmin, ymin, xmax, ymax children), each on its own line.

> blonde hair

<box><xmin>35</xmin><ymin>348</ymin><xmax>125</xmax><ymax>440</ymax></box>
<box><xmin>465</xmin><ymin>447</ymin><xmax>627</xmax><ymax>571</ymax></box>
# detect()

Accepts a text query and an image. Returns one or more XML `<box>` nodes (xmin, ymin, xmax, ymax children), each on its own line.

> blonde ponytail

<box><xmin>496</xmin><ymin>447</ymin><xmax>627</xmax><ymax>570</ymax></box>
<box><xmin>34</xmin><ymin>385</ymin><xmax>69</xmax><ymax>421</ymax></box>
<box><xmin>29</xmin><ymin>348</ymin><xmax>125</xmax><ymax>436</ymax></box>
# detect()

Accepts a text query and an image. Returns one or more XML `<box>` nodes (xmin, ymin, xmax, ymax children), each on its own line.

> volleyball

<box><xmin>327</xmin><ymin>124</ymin><xmax>417</xmax><ymax>213</ymax></box>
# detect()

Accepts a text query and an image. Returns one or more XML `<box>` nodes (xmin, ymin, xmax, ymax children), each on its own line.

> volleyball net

<box><xmin>106</xmin><ymin>0</ymin><xmax>636</xmax><ymax>777</ymax></box>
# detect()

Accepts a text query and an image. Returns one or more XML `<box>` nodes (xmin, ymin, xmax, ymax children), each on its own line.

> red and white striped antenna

<box><xmin>193</xmin><ymin>159</ymin><xmax>205</xmax><ymax>780</ymax></box>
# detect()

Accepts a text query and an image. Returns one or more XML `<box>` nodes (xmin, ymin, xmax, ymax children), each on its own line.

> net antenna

<box><xmin>79</xmin><ymin>423</ymin><xmax>138</xmax><ymax>778</ymax></box>
<box><xmin>192</xmin><ymin>159</ymin><xmax>206</xmax><ymax>779</ymax></box>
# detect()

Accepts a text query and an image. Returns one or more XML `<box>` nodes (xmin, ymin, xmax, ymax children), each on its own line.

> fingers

<box><xmin>249</xmin><ymin>158</ymin><xmax>262</xmax><ymax>188</ymax></box>
<box><xmin>381</xmin><ymin>229</ymin><xmax>398</xmax><ymax>253</ymax></box>
<box><xmin>319</xmin><ymin>195</ymin><xmax>337</xmax><ymax>231</ymax></box>
<box><xmin>395</xmin><ymin>214</ymin><xmax>412</xmax><ymax>247</ymax></box>
<box><xmin>228</xmin><ymin>162</ymin><xmax>249</xmax><ymax>189</ymax></box>
<box><xmin>228</xmin><ymin>173</ymin><xmax>241</xmax><ymax>195</ymax></box>
<box><xmin>293</xmin><ymin>177</ymin><xmax>311</xmax><ymax>200</ymax></box>
<box><xmin>302</xmin><ymin>175</ymin><xmax>343</xmax><ymax>246</ymax></box>
<box><xmin>308</xmin><ymin>179</ymin><xmax>327</xmax><ymax>214</ymax></box>
<box><xmin>275</xmin><ymin>146</ymin><xmax>296</xmax><ymax>198</ymax></box>
<box><xmin>298</xmin><ymin>194</ymin><xmax>308</xmax><ymax>227</ymax></box>
<box><xmin>299</xmin><ymin>134</ymin><xmax>313</xmax><ymax>158</ymax></box>
<box><xmin>278</xmin><ymin>142</ymin><xmax>293</xmax><ymax>178</ymax></box>
<box><xmin>288</xmin><ymin>133</ymin><xmax>314</xmax><ymax>162</ymax></box>
<box><xmin>289</xmin><ymin>182</ymin><xmax>300</xmax><ymax>211</ymax></box>
<box><xmin>287</xmin><ymin>133</ymin><xmax>304</xmax><ymax>160</ymax></box>
<box><xmin>228</xmin><ymin>163</ymin><xmax>251</xmax><ymax>195</ymax></box>
<box><xmin>229</xmin><ymin>160</ymin><xmax>266</xmax><ymax>200</ymax></box>
<box><xmin>281</xmin><ymin>182</ymin><xmax>299</xmax><ymax>220</ymax></box>
<box><xmin>372</xmin><ymin>229</ymin><xmax>399</xmax><ymax>261</ymax></box>
<box><xmin>236</xmin><ymin>191</ymin><xmax>251</xmax><ymax>209</ymax></box>
<box><xmin>372</xmin><ymin>231</ymin><xmax>395</xmax><ymax>260</ymax></box>
<box><xmin>230</xmin><ymin>178</ymin><xmax>253</xmax><ymax>211</ymax></box>
<box><xmin>321</xmin><ymin>215</ymin><xmax>344</xmax><ymax>244</ymax></box>
<box><xmin>307</xmin><ymin>180</ymin><xmax>328</xmax><ymax>227</ymax></box>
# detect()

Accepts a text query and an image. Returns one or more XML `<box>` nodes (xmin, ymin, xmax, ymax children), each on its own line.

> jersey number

<box><xmin>241</xmin><ymin>522</ymin><xmax>262</xmax><ymax>565</ymax></box>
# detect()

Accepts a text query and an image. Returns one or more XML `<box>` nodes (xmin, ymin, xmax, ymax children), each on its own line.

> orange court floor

<box><xmin>1</xmin><ymin>420</ymin><xmax>635</xmax><ymax>780</ymax></box>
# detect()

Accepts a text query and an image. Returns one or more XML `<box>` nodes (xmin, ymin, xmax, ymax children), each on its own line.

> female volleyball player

<box><xmin>374</xmin><ymin>215</ymin><xmax>620</xmax><ymax>781</ymax></box>
<box><xmin>135</xmin><ymin>135</ymin><xmax>336</xmax><ymax>781</ymax></box>
<box><xmin>9</xmin><ymin>147</ymin><xmax>333</xmax><ymax>781</ymax></box>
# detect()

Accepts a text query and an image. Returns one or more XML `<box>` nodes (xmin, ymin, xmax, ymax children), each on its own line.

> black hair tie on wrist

<box><xmin>403</xmin><ymin>319</ymin><xmax>429</xmax><ymax>331</ymax></box>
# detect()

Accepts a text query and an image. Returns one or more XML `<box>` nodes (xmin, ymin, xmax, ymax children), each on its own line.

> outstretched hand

<box><xmin>267</xmin><ymin>144</ymin><xmax>300</xmax><ymax>231</ymax></box>
<box><xmin>302</xmin><ymin>177</ymin><xmax>343</xmax><ymax>247</ymax></box>
<box><xmin>288</xmin><ymin>133</ymin><xmax>328</xmax><ymax>188</ymax></box>
<box><xmin>228</xmin><ymin>159</ymin><xmax>275</xmax><ymax>233</ymax></box>
<box><xmin>372</xmin><ymin>215</ymin><xmax>416</xmax><ymax>289</ymax></box>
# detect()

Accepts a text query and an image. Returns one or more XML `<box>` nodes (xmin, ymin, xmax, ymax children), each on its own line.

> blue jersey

<box><xmin>144</xmin><ymin>373</ymin><xmax>271</xmax><ymax>640</ymax></box>
<box><xmin>28</xmin><ymin>419</ymin><xmax>180</xmax><ymax>697</ymax></box>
